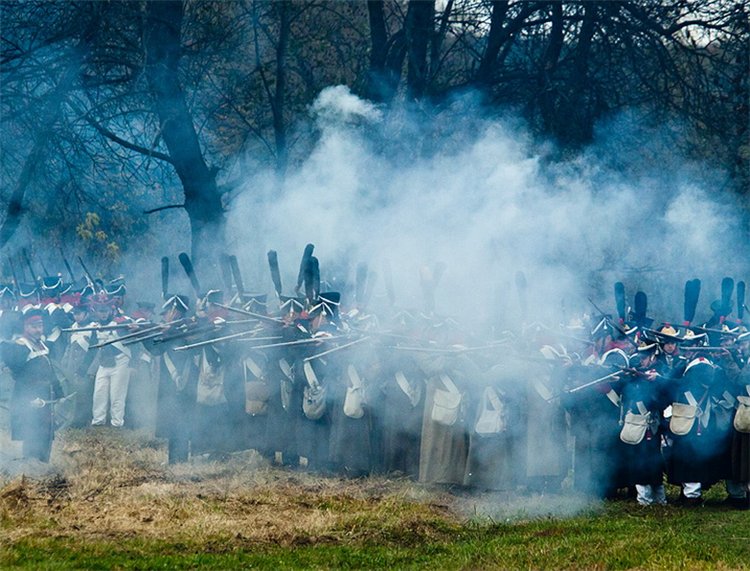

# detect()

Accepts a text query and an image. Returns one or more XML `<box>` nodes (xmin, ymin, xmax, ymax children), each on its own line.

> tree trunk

<box><xmin>273</xmin><ymin>0</ymin><xmax>290</xmax><ymax>176</ymax></box>
<box><xmin>474</xmin><ymin>0</ymin><xmax>510</xmax><ymax>88</ymax></box>
<box><xmin>405</xmin><ymin>0</ymin><xmax>434</xmax><ymax>101</ymax></box>
<box><xmin>143</xmin><ymin>0</ymin><xmax>224</xmax><ymax>271</ymax></box>
<box><xmin>537</xmin><ymin>2</ymin><xmax>564</xmax><ymax>136</ymax></box>
<box><xmin>564</xmin><ymin>1</ymin><xmax>598</xmax><ymax>145</ymax></box>
<box><xmin>366</xmin><ymin>0</ymin><xmax>404</xmax><ymax>102</ymax></box>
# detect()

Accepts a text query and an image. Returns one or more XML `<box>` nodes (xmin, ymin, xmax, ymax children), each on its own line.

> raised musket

<box><xmin>175</xmin><ymin>332</ymin><xmax>282</xmax><ymax>351</ymax></box>
<box><xmin>161</xmin><ymin>256</ymin><xmax>169</xmax><ymax>300</ymax></box>
<box><xmin>90</xmin><ymin>322</ymin><xmax>170</xmax><ymax>348</ymax></box>
<box><xmin>22</xmin><ymin>248</ymin><xmax>39</xmax><ymax>285</ymax></box>
<box><xmin>295</xmin><ymin>244</ymin><xmax>314</xmax><ymax>296</ymax></box>
<box><xmin>566</xmin><ymin>370</ymin><xmax>622</xmax><ymax>394</ymax></box>
<box><xmin>682</xmin><ymin>346</ymin><xmax>737</xmax><ymax>353</ymax></box>
<box><xmin>60</xmin><ymin>248</ymin><xmax>76</xmax><ymax>283</ymax></box>
<box><xmin>151</xmin><ymin>319</ymin><xmax>262</xmax><ymax>345</ymax></box>
<box><xmin>77</xmin><ymin>256</ymin><xmax>97</xmax><ymax>286</ymax></box>
<box><xmin>178</xmin><ymin>252</ymin><xmax>201</xmax><ymax>297</ymax></box>
<box><xmin>152</xmin><ymin>323</ymin><xmax>216</xmax><ymax>345</ymax></box>
<box><xmin>690</xmin><ymin>325</ymin><xmax>741</xmax><ymax>337</ymax></box>
<box><xmin>587</xmin><ymin>297</ymin><xmax>638</xmax><ymax>349</ymax></box>
<box><xmin>7</xmin><ymin>256</ymin><xmax>20</xmax><ymax>294</ymax></box>
<box><xmin>249</xmin><ymin>335</ymin><xmax>349</xmax><ymax>350</ymax></box>
<box><xmin>228</xmin><ymin>255</ymin><xmax>245</xmax><ymax>297</ymax></box>
<box><xmin>62</xmin><ymin>322</ymin><xmax>154</xmax><ymax>333</ymax></box>
<box><xmin>213</xmin><ymin>302</ymin><xmax>284</xmax><ymax>325</ymax></box>
<box><xmin>267</xmin><ymin>250</ymin><xmax>283</xmax><ymax>300</ymax></box>
<box><xmin>303</xmin><ymin>336</ymin><xmax>370</xmax><ymax>362</ymax></box>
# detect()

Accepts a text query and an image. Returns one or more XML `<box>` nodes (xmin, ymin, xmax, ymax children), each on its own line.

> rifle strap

<box><xmin>605</xmin><ymin>389</ymin><xmax>620</xmax><ymax>407</ymax></box>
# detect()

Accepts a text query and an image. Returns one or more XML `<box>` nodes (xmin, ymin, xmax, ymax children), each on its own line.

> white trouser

<box><xmin>92</xmin><ymin>358</ymin><xmax>131</xmax><ymax>427</ymax></box>
<box><xmin>636</xmin><ymin>484</ymin><xmax>667</xmax><ymax>506</ymax></box>
<box><xmin>683</xmin><ymin>482</ymin><xmax>701</xmax><ymax>498</ymax></box>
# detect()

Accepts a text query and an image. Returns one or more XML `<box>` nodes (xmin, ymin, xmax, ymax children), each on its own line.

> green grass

<box><xmin>3</xmin><ymin>499</ymin><xmax>749</xmax><ymax>570</ymax></box>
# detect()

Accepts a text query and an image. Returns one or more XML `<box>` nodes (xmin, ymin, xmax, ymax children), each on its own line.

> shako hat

<box><xmin>161</xmin><ymin>294</ymin><xmax>190</xmax><ymax>315</ymax></box>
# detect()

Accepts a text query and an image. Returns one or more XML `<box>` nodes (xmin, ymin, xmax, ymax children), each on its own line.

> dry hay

<box><xmin>0</xmin><ymin>428</ymin><xmax>462</xmax><ymax>548</ymax></box>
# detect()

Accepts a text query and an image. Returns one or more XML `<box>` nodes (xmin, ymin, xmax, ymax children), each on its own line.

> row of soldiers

<box><xmin>1</xmin><ymin>254</ymin><xmax>748</xmax><ymax>509</ymax></box>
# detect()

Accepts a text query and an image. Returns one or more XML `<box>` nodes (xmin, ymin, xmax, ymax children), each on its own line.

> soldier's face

<box><xmin>24</xmin><ymin>319</ymin><xmax>44</xmax><ymax>341</ymax></box>
<box><xmin>73</xmin><ymin>310</ymin><xmax>88</xmax><ymax>324</ymax></box>
<box><xmin>94</xmin><ymin>307</ymin><xmax>112</xmax><ymax>323</ymax></box>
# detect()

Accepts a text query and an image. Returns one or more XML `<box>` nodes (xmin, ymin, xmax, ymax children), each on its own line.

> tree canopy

<box><xmin>1</xmin><ymin>0</ymin><xmax>747</xmax><ymax>272</ymax></box>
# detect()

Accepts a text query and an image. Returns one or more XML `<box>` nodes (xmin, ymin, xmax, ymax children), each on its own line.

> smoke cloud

<box><xmin>225</xmin><ymin>86</ymin><xmax>749</xmax><ymax>328</ymax></box>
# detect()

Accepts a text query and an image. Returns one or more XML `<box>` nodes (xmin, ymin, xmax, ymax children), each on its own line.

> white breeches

<box><xmin>92</xmin><ymin>360</ymin><xmax>131</xmax><ymax>427</ymax></box>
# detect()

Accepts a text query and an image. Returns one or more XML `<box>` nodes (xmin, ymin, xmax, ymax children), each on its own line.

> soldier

<box><xmin>125</xmin><ymin>301</ymin><xmax>157</xmax><ymax>431</ymax></box>
<box><xmin>90</xmin><ymin>295</ymin><xmax>132</xmax><ymax>427</ymax></box>
<box><xmin>667</xmin><ymin>357</ymin><xmax>730</xmax><ymax>505</ymax></box>
<box><xmin>1</xmin><ymin>308</ymin><xmax>64</xmax><ymax>462</ymax></box>
<box><xmin>60</xmin><ymin>301</ymin><xmax>96</xmax><ymax>427</ymax></box>
<box><xmin>143</xmin><ymin>295</ymin><xmax>196</xmax><ymax>463</ymax></box>
<box><xmin>619</xmin><ymin>341</ymin><xmax>669</xmax><ymax>506</ymax></box>
<box><xmin>729</xmin><ymin>330</ymin><xmax>750</xmax><ymax>509</ymax></box>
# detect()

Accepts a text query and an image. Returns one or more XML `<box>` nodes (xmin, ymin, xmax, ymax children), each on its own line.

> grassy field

<box><xmin>1</xmin><ymin>429</ymin><xmax>749</xmax><ymax>570</ymax></box>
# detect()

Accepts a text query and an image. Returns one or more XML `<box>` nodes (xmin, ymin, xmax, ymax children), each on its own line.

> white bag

<box><xmin>620</xmin><ymin>411</ymin><xmax>650</xmax><ymax>445</ymax></box>
<box><xmin>343</xmin><ymin>365</ymin><xmax>365</xmax><ymax>419</ymax></box>
<box><xmin>244</xmin><ymin>357</ymin><xmax>269</xmax><ymax>415</ymax></box>
<box><xmin>475</xmin><ymin>387</ymin><xmax>506</xmax><ymax>435</ymax></box>
<box><xmin>431</xmin><ymin>374</ymin><xmax>462</xmax><ymax>426</ymax></box>
<box><xmin>734</xmin><ymin>395</ymin><xmax>750</xmax><ymax>433</ymax></box>
<box><xmin>196</xmin><ymin>352</ymin><xmax>226</xmax><ymax>406</ymax></box>
<box><xmin>670</xmin><ymin>403</ymin><xmax>698</xmax><ymax>436</ymax></box>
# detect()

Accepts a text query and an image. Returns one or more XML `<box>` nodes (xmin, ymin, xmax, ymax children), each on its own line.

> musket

<box><xmin>7</xmin><ymin>257</ymin><xmax>20</xmax><ymax>293</ymax></box>
<box><xmin>219</xmin><ymin>254</ymin><xmax>234</xmax><ymax>294</ymax></box>
<box><xmin>30</xmin><ymin>392</ymin><xmax>78</xmax><ymax>408</ymax></box>
<box><xmin>77</xmin><ymin>256</ymin><xmax>96</xmax><ymax>285</ymax></box>
<box><xmin>587</xmin><ymin>297</ymin><xmax>638</xmax><ymax>348</ymax></box>
<box><xmin>91</xmin><ymin>318</ymin><xmax>193</xmax><ymax>348</ymax></box>
<box><xmin>38</xmin><ymin>256</ymin><xmax>49</xmax><ymax>277</ymax></box>
<box><xmin>228</xmin><ymin>255</ymin><xmax>245</xmax><ymax>297</ymax></box>
<box><xmin>617</xmin><ymin>366</ymin><xmax>663</xmax><ymax>379</ymax></box>
<box><xmin>213</xmin><ymin>302</ymin><xmax>284</xmax><ymax>325</ymax></box>
<box><xmin>303</xmin><ymin>336</ymin><xmax>370</xmax><ymax>362</ymax></box>
<box><xmin>682</xmin><ymin>346</ymin><xmax>737</xmax><ymax>353</ymax></box>
<box><xmin>60</xmin><ymin>248</ymin><xmax>76</xmax><ymax>283</ymax></box>
<box><xmin>175</xmin><ymin>332</ymin><xmax>283</xmax><ymax>351</ymax></box>
<box><xmin>161</xmin><ymin>256</ymin><xmax>169</xmax><ymax>300</ymax></box>
<box><xmin>690</xmin><ymin>325</ymin><xmax>740</xmax><ymax>337</ymax></box>
<box><xmin>178</xmin><ymin>252</ymin><xmax>201</xmax><ymax>297</ymax></box>
<box><xmin>295</xmin><ymin>244</ymin><xmax>314</xmax><ymax>295</ymax></box>
<box><xmin>121</xmin><ymin>320</ymin><xmax>201</xmax><ymax>346</ymax></box>
<box><xmin>566</xmin><ymin>370</ymin><xmax>622</xmax><ymax>394</ymax></box>
<box><xmin>122</xmin><ymin>330</ymin><xmax>165</xmax><ymax>345</ymax></box>
<box><xmin>152</xmin><ymin>324</ymin><xmax>219</xmax><ymax>345</ymax></box>
<box><xmin>62</xmin><ymin>322</ymin><xmax>154</xmax><ymax>333</ymax></box>
<box><xmin>22</xmin><ymin>248</ymin><xmax>38</xmax><ymax>284</ymax></box>
<box><xmin>90</xmin><ymin>322</ymin><xmax>169</xmax><ymax>348</ymax></box>
<box><xmin>267</xmin><ymin>250</ymin><xmax>283</xmax><ymax>299</ymax></box>
<box><xmin>249</xmin><ymin>335</ymin><xmax>348</xmax><ymax>350</ymax></box>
